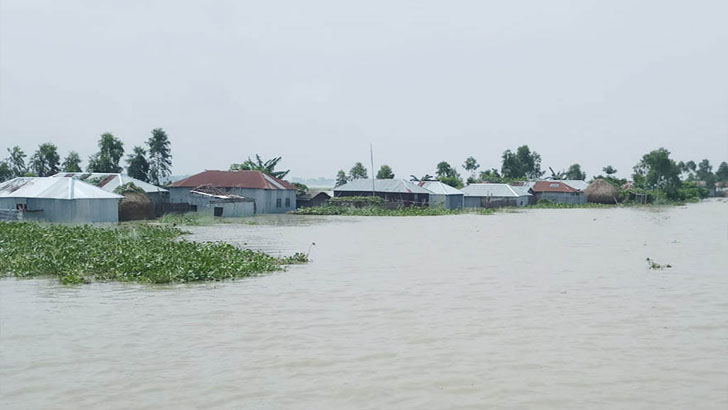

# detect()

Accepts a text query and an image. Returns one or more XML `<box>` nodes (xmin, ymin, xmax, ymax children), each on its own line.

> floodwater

<box><xmin>1</xmin><ymin>200</ymin><xmax>727</xmax><ymax>410</ymax></box>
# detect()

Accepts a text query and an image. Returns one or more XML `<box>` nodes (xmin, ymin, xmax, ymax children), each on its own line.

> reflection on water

<box><xmin>1</xmin><ymin>200</ymin><xmax>727</xmax><ymax>410</ymax></box>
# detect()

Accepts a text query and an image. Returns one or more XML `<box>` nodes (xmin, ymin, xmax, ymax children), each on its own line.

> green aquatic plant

<box><xmin>294</xmin><ymin>205</ymin><xmax>494</xmax><ymax>216</ymax></box>
<box><xmin>0</xmin><ymin>222</ymin><xmax>307</xmax><ymax>284</ymax></box>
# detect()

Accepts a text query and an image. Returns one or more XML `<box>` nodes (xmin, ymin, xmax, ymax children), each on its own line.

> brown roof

<box><xmin>169</xmin><ymin>170</ymin><xmax>296</xmax><ymax>190</ymax></box>
<box><xmin>531</xmin><ymin>181</ymin><xmax>578</xmax><ymax>193</ymax></box>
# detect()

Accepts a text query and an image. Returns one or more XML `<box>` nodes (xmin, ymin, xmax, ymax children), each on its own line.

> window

<box><xmin>214</xmin><ymin>207</ymin><xmax>223</xmax><ymax>217</ymax></box>
<box><xmin>190</xmin><ymin>205</ymin><xmax>198</xmax><ymax>212</ymax></box>
<box><xmin>276</xmin><ymin>198</ymin><xmax>282</xmax><ymax>208</ymax></box>
<box><xmin>285</xmin><ymin>198</ymin><xmax>291</xmax><ymax>207</ymax></box>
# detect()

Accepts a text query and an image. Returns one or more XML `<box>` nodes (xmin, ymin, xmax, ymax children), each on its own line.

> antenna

<box><xmin>370</xmin><ymin>143</ymin><xmax>376</xmax><ymax>196</ymax></box>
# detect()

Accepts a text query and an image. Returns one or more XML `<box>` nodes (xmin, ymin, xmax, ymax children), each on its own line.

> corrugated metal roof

<box><xmin>531</xmin><ymin>181</ymin><xmax>578</xmax><ymax>193</ymax></box>
<box><xmin>461</xmin><ymin>183</ymin><xmax>532</xmax><ymax>197</ymax></box>
<box><xmin>0</xmin><ymin>177</ymin><xmax>123</xmax><ymax>200</ymax></box>
<box><xmin>418</xmin><ymin>181</ymin><xmax>464</xmax><ymax>195</ymax></box>
<box><xmin>54</xmin><ymin>172</ymin><xmax>168</xmax><ymax>193</ymax></box>
<box><xmin>334</xmin><ymin>179</ymin><xmax>432</xmax><ymax>194</ymax></box>
<box><xmin>558</xmin><ymin>180</ymin><xmax>589</xmax><ymax>191</ymax></box>
<box><xmin>169</xmin><ymin>170</ymin><xmax>296</xmax><ymax>190</ymax></box>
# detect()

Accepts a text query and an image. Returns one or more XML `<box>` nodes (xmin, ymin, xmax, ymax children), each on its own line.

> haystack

<box><xmin>116</xmin><ymin>183</ymin><xmax>155</xmax><ymax>221</ymax></box>
<box><xmin>585</xmin><ymin>179</ymin><xmax>620</xmax><ymax>204</ymax></box>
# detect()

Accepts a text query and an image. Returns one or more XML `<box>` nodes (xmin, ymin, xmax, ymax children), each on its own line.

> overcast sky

<box><xmin>1</xmin><ymin>0</ymin><xmax>726</xmax><ymax>180</ymax></box>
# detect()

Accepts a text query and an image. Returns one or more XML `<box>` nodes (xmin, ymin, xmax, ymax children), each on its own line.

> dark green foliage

<box><xmin>632</xmin><ymin>148</ymin><xmax>681</xmax><ymax>198</ymax></box>
<box><xmin>30</xmin><ymin>143</ymin><xmax>61</xmax><ymax>177</ymax></box>
<box><xmin>113</xmin><ymin>182</ymin><xmax>145</xmax><ymax>194</ymax></box>
<box><xmin>435</xmin><ymin>161</ymin><xmax>463</xmax><ymax>188</ymax></box>
<box><xmin>349</xmin><ymin>162</ymin><xmax>368</xmax><ymax>180</ymax></box>
<box><xmin>292</xmin><ymin>182</ymin><xmax>309</xmax><ymax>195</ymax></box>
<box><xmin>295</xmin><ymin>205</ymin><xmax>493</xmax><ymax>216</ymax></box>
<box><xmin>463</xmin><ymin>157</ymin><xmax>479</xmax><ymax>173</ymax></box>
<box><xmin>602</xmin><ymin>165</ymin><xmax>617</xmax><ymax>175</ymax></box>
<box><xmin>376</xmin><ymin>165</ymin><xmax>395</xmax><ymax>179</ymax></box>
<box><xmin>565</xmin><ymin>163</ymin><xmax>586</xmax><ymax>180</ymax></box>
<box><xmin>695</xmin><ymin>159</ymin><xmax>715</xmax><ymax>185</ymax></box>
<box><xmin>328</xmin><ymin>196</ymin><xmax>384</xmax><ymax>206</ymax></box>
<box><xmin>126</xmin><ymin>146</ymin><xmax>150</xmax><ymax>182</ymax></box>
<box><xmin>230</xmin><ymin>154</ymin><xmax>289</xmax><ymax>179</ymax></box>
<box><xmin>478</xmin><ymin>168</ymin><xmax>503</xmax><ymax>183</ymax></box>
<box><xmin>87</xmin><ymin>133</ymin><xmax>124</xmax><ymax>173</ymax></box>
<box><xmin>0</xmin><ymin>222</ymin><xmax>306</xmax><ymax>284</ymax></box>
<box><xmin>335</xmin><ymin>170</ymin><xmax>348</xmax><ymax>187</ymax></box>
<box><xmin>501</xmin><ymin>145</ymin><xmax>543</xmax><ymax>179</ymax></box>
<box><xmin>717</xmin><ymin>162</ymin><xmax>728</xmax><ymax>182</ymax></box>
<box><xmin>6</xmin><ymin>146</ymin><xmax>27</xmax><ymax>177</ymax></box>
<box><xmin>146</xmin><ymin>128</ymin><xmax>172</xmax><ymax>185</ymax></box>
<box><xmin>62</xmin><ymin>151</ymin><xmax>82</xmax><ymax>172</ymax></box>
<box><xmin>0</xmin><ymin>160</ymin><xmax>12</xmax><ymax>182</ymax></box>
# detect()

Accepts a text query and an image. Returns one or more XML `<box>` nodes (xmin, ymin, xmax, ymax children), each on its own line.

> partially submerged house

<box><xmin>530</xmin><ymin>181</ymin><xmax>586</xmax><ymax>204</ymax></box>
<box><xmin>334</xmin><ymin>179</ymin><xmax>431</xmax><ymax>207</ymax></box>
<box><xmin>0</xmin><ymin>177</ymin><xmax>122</xmax><ymax>223</ymax></box>
<box><xmin>461</xmin><ymin>183</ymin><xmax>532</xmax><ymax>208</ymax></box>
<box><xmin>187</xmin><ymin>185</ymin><xmax>255</xmax><ymax>217</ymax></box>
<box><xmin>168</xmin><ymin>170</ymin><xmax>296</xmax><ymax>214</ymax></box>
<box><xmin>417</xmin><ymin>181</ymin><xmax>464</xmax><ymax>209</ymax></box>
<box><xmin>296</xmin><ymin>190</ymin><xmax>332</xmax><ymax>208</ymax></box>
<box><xmin>54</xmin><ymin>172</ymin><xmax>168</xmax><ymax>205</ymax></box>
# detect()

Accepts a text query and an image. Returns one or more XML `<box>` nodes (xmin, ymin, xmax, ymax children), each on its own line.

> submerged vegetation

<box><xmin>0</xmin><ymin>222</ymin><xmax>306</xmax><ymax>284</ymax></box>
<box><xmin>295</xmin><ymin>205</ymin><xmax>494</xmax><ymax>216</ymax></box>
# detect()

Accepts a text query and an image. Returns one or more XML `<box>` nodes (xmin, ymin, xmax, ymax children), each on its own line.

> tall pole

<box><xmin>370</xmin><ymin>143</ymin><xmax>376</xmax><ymax>196</ymax></box>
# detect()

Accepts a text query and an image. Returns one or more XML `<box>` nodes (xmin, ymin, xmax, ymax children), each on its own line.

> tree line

<box><xmin>334</xmin><ymin>145</ymin><xmax>728</xmax><ymax>198</ymax></box>
<box><xmin>0</xmin><ymin>129</ymin><xmax>172</xmax><ymax>185</ymax></box>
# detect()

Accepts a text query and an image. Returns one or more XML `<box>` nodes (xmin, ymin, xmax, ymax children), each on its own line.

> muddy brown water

<box><xmin>1</xmin><ymin>200</ymin><xmax>727</xmax><ymax>409</ymax></box>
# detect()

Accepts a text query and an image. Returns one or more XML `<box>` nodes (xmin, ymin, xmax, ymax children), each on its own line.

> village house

<box><xmin>461</xmin><ymin>183</ymin><xmax>532</xmax><ymax>208</ymax></box>
<box><xmin>296</xmin><ymin>190</ymin><xmax>332</xmax><ymax>208</ymax></box>
<box><xmin>334</xmin><ymin>179</ymin><xmax>431</xmax><ymax>207</ymax></box>
<box><xmin>168</xmin><ymin>170</ymin><xmax>296</xmax><ymax>214</ymax></box>
<box><xmin>529</xmin><ymin>180</ymin><xmax>587</xmax><ymax>204</ymax></box>
<box><xmin>417</xmin><ymin>181</ymin><xmax>464</xmax><ymax>209</ymax></box>
<box><xmin>0</xmin><ymin>177</ymin><xmax>122</xmax><ymax>223</ymax></box>
<box><xmin>187</xmin><ymin>185</ymin><xmax>255</xmax><ymax>217</ymax></box>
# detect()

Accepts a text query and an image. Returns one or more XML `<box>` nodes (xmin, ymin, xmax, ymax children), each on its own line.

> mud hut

<box><xmin>116</xmin><ymin>183</ymin><xmax>155</xmax><ymax>221</ymax></box>
<box><xmin>585</xmin><ymin>179</ymin><xmax>620</xmax><ymax>204</ymax></box>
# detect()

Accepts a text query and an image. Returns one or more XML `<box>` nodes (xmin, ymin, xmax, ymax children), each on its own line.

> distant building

<box><xmin>461</xmin><ymin>183</ymin><xmax>532</xmax><ymax>208</ymax></box>
<box><xmin>168</xmin><ymin>170</ymin><xmax>296</xmax><ymax>214</ymax></box>
<box><xmin>187</xmin><ymin>185</ymin><xmax>255</xmax><ymax>217</ymax></box>
<box><xmin>417</xmin><ymin>181</ymin><xmax>464</xmax><ymax>209</ymax></box>
<box><xmin>296</xmin><ymin>190</ymin><xmax>332</xmax><ymax>208</ymax></box>
<box><xmin>334</xmin><ymin>179</ymin><xmax>431</xmax><ymax>207</ymax></box>
<box><xmin>530</xmin><ymin>181</ymin><xmax>586</xmax><ymax>204</ymax></box>
<box><xmin>0</xmin><ymin>177</ymin><xmax>122</xmax><ymax>223</ymax></box>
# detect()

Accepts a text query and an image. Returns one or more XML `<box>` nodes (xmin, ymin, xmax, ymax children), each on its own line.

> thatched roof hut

<box><xmin>585</xmin><ymin>179</ymin><xmax>620</xmax><ymax>204</ymax></box>
<box><xmin>116</xmin><ymin>183</ymin><xmax>155</xmax><ymax>221</ymax></box>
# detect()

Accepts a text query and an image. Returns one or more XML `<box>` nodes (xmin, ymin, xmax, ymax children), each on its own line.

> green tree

<box><xmin>230</xmin><ymin>154</ymin><xmax>289</xmax><ymax>179</ymax></box>
<box><xmin>87</xmin><ymin>133</ymin><xmax>124</xmax><ymax>173</ymax></box>
<box><xmin>376</xmin><ymin>164</ymin><xmax>395</xmax><ymax>179</ymax></box>
<box><xmin>602</xmin><ymin>165</ymin><xmax>617</xmax><ymax>175</ymax></box>
<box><xmin>716</xmin><ymin>162</ymin><xmax>728</xmax><ymax>181</ymax></box>
<box><xmin>435</xmin><ymin>161</ymin><xmax>463</xmax><ymax>188</ymax></box>
<box><xmin>501</xmin><ymin>145</ymin><xmax>542</xmax><ymax>179</ymax></box>
<box><xmin>695</xmin><ymin>159</ymin><xmax>715</xmax><ymax>185</ymax></box>
<box><xmin>632</xmin><ymin>148</ymin><xmax>681</xmax><ymax>197</ymax></box>
<box><xmin>478</xmin><ymin>168</ymin><xmax>503</xmax><ymax>183</ymax></box>
<box><xmin>6</xmin><ymin>146</ymin><xmax>27</xmax><ymax>177</ymax></box>
<box><xmin>126</xmin><ymin>146</ymin><xmax>150</xmax><ymax>182</ymax></box>
<box><xmin>0</xmin><ymin>160</ymin><xmax>12</xmax><ymax>182</ymax></box>
<box><xmin>565</xmin><ymin>163</ymin><xmax>586</xmax><ymax>180</ymax></box>
<box><xmin>349</xmin><ymin>162</ymin><xmax>368</xmax><ymax>180</ymax></box>
<box><xmin>30</xmin><ymin>143</ymin><xmax>61</xmax><ymax>177</ymax></box>
<box><xmin>335</xmin><ymin>170</ymin><xmax>348</xmax><ymax>187</ymax></box>
<box><xmin>463</xmin><ymin>156</ymin><xmax>479</xmax><ymax>174</ymax></box>
<box><xmin>147</xmin><ymin>128</ymin><xmax>172</xmax><ymax>185</ymax></box>
<box><xmin>62</xmin><ymin>151</ymin><xmax>82</xmax><ymax>172</ymax></box>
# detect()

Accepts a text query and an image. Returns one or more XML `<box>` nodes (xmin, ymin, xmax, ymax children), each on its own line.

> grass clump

<box><xmin>0</xmin><ymin>222</ymin><xmax>307</xmax><ymax>284</ymax></box>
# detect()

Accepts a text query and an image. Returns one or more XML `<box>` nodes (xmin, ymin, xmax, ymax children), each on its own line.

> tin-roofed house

<box><xmin>168</xmin><ymin>170</ymin><xmax>296</xmax><ymax>214</ymax></box>
<box><xmin>334</xmin><ymin>179</ymin><xmax>431</xmax><ymax>207</ymax></box>
<box><xmin>296</xmin><ymin>190</ymin><xmax>332</xmax><ymax>208</ymax></box>
<box><xmin>530</xmin><ymin>180</ymin><xmax>587</xmax><ymax>204</ymax></box>
<box><xmin>418</xmin><ymin>181</ymin><xmax>464</xmax><ymax>209</ymax></box>
<box><xmin>0</xmin><ymin>177</ymin><xmax>122</xmax><ymax>223</ymax></box>
<box><xmin>461</xmin><ymin>183</ymin><xmax>532</xmax><ymax>208</ymax></box>
<box><xmin>187</xmin><ymin>185</ymin><xmax>255</xmax><ymax>217</ymax></box>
